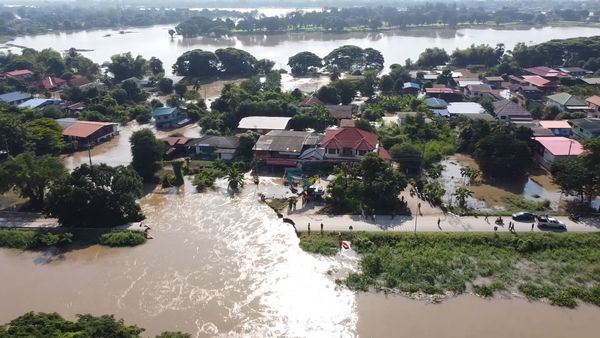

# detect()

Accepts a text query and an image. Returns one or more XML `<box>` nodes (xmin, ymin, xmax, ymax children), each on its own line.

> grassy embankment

<box><xmin>300</xmin><ymin>231</ymin><xmax>600</xmax><ymax>307</ymax></box>
<box><xmin>0</xmin><ymin>228</ymin><xmax>146</xmax><ymax>250</ymax></box>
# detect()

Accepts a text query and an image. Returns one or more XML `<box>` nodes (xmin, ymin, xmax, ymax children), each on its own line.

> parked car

<box><xmin>512</xmin><ymin>212</ymin><xmax>537</xmax><ymax>222</ymax></box>
<box><xmin>536</xmin><ymin>216</ymin><xmax>567</xmax><ymax>230</ymax></box>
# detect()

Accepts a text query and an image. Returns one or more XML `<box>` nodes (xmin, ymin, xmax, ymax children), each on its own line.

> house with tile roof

<box><xmin>3</xmin><ymin>69</ymin><xmax>34</xmax><ymax>80</ymax></box>
<box><xmin>37</xmin><ymin>76</ymin><xmax>67</xmax><ymax>91</ymax></box>
<box><xmin>522</xmin><ymin>75</ymin><xmax>557</xmax><ymax>92</ymax></box>
<box><xmin>546</xmin><ymin>93</ymin><xmax>589</xmax><ymax>113</ymax></box>
<box><xmin>321</xmin><ymin>126</ymin><xmax>390</xmax><ymax>162</ymax></box>
<box><xmin>161</xmin><ymin>136</ymin><xmax>193</xmax><ymax>159</ymax></box>
<box><xmin>492</xmin><ymin>99</ymin><xmax>533</xmax><ymax>122</ymax></box>
<box><xmin>464</xmin><ymin>84</ymin><xmax>493</xmax><ymax>99</ymax></box>
<box><xmin>299</xmin><ymin>95</ymin><xmax>323</xmax><ymax>107</ymax></box>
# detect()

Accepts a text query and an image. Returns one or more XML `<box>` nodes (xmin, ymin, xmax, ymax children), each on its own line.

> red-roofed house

<box><xmin>62</xmin><ymin>121</ymin><xmax>119</xmax><ymax>149</ymax></box>
<box><xmin>300</xmin><ymin>95</ymin><xmax>324</xmax><ymax>107</ymax></box>
<box><xmin>160</xmin><ymin>136</ymin><xmax>193</xmax><ymax>158</ymax></box>
<box><xmin>532</xmin><ymin>136</ymin><xmax>583</xmax><ymax>169</ymax></box>
<box><xmin>37</xmin><ymin>76</ymin><xmax>67</xmax><ymax>91</ymax></box>
<box><xmin>586</xmin><ymin>95</ymin><xmax>600</xmax><ymax>118</ymax></box>
<box><xmin>522</xmin><ymin>75</ymin><xmax>557</xmax><ymax>92</ymax></box>
<box><xmin>321</xmin><ymin>126</ymin><xmax>390</xmax><ymax>162</ymax></box>
<box><xmin>523</xmin><ymin>67</ymin><xmax>562</xmax><ymax>79</ymax></box>
<box><xmin>3</xmin><ymin>69</ymin><xmax>34</xmax><ymax>80</ymax></box>
<box><xmin>67</xmin><ymin>75</ymin><xmax>92</xmax><ymax>87</ymax></box>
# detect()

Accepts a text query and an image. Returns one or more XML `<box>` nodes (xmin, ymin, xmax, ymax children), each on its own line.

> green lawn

<box><xmin>299</xmin><ymin>231</ymin><xmax>600</xmax><ymax>307</ymax></box>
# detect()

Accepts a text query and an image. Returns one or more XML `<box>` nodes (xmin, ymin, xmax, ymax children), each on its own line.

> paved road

<box><xmin>0</xmin><ymin>212</ymin><xmax>59</xmax><ymax>228</ymax></box>
<box><xmin>288</xmin><ymin>213</ymin><xmax>600</xmax><ymax>233</ymax></box>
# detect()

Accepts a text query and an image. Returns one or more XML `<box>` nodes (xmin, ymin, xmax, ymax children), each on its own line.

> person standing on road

<box><xmin>320</xmin><ymin>223</ymin><xmax>324</xmax><ymax>236</ymax></box>
<box><xmin>307</xmin><ymin>222</ymin><xmax>311</xmax><ymax>235</ymax></box>
<box><xmin>531</xmin><ymin>223</ymin><xmax>535</xmax><ymax>232</ymax></box>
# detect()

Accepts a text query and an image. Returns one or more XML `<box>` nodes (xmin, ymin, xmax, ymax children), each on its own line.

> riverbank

<box><xmin>299</xmin><ymin>231</ymin><xmax>600</xmax><ymax>308</ymax></box>
<box><xmin>0</xmin><ymin>228</ymin><xmax>146</xmax><ymax>250</ymax></box>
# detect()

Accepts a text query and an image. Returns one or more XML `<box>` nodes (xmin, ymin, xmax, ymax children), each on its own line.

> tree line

<box><xmin>174</xmin><ymin>3</ymin><xmax>599</xmax><ymax>37</ymax></box>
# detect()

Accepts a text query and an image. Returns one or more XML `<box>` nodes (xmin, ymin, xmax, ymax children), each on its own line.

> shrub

<box><xmin>0</xmin><ymin>229</ymin><xmax>72</xmax><ymax>249</ymax></box>
<box><xmin>98</xmin><ymin>230</ymin><xmax>146</xmax><ymax>247</ymax></box>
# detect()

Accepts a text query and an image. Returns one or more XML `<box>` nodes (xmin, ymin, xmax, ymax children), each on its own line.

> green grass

<box><xmin>299</xmin><ymin>232</ymin><xmax>600</xmax><ymax>307</ymax></box>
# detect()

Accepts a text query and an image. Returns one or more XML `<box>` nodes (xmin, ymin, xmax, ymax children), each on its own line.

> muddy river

<box><xmin>2</xmin><ymin>21</ymin><xmax>600</xmax><ymax>337</ymax></box>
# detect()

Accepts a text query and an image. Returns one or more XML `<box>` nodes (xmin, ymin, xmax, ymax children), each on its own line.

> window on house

<box><xmin>327</xmin><ymin>148</ymin><xmax>337</xmax><ymax>155</ymax></box>
<box><xmin>357</xmin><ymin>150</ymin><xmax>367</xmax><ymax>156</ymax></box>
<box><xmin>342</xmin><ymin>148</ymin><xmax>353</xmax><ymax>156</ymax></box>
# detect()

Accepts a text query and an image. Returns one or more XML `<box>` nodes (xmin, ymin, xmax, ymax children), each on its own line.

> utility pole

<box><xmin>87</xmin><ymin>142</ymin><xmax>93</xmax><ymax>167</ymax></box>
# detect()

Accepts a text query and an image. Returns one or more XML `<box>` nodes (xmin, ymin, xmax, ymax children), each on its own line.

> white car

<box><xmin>536</xmin><ymin>216</ymin><xmax>567</xmax><ymax>230</ymax></box>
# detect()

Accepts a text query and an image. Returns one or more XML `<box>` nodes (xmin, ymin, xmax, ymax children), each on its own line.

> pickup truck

<box><xmin>536</xmin><ymin>216</ymin><xmax>567</xmax><ymax>230</ymax></box>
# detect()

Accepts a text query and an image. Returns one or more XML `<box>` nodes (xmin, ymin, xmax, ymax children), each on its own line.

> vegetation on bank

<box><xmin>299</xmin><ymin>232</ymin><xmax>600</xmax><ymax>307</ymax></box>
<box><xmin>174</xmin><ymin>3</ymin><xmax>598</xmax><ymax>37</ymax></box>
<box><xmin>0</xmin><ymin>312</ymin><xmax>189</xmax><ymax>338</ymax></box>
<box><xmin>0</xmin><ymin>228</ymin><xmax>146</xmax><ymax>250</ymax></box>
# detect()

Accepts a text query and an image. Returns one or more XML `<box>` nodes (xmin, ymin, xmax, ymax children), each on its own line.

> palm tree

<box><xmin>453</xmin><ymin>186</ymin><xmax>473</xmax><ymax>209</ymax></box>
<box><xmin>226</xmin><ymin>166</ymin><xmax>244</xmax><ymax>193</ymax></box>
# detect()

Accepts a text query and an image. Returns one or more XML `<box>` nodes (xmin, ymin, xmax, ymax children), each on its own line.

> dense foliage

<box><xmin>172</xmin><ymin>48</ymin><xmax>270</xmax><ymax>78</ymax></box>
<box><xmin>45</xmin><ymin>164</ymin><xmax>144</xmax><ymax>227</ymax></box>
<box><xmin>459</xmin><ymin>120</ymin><xmax>532</xmax><ymax>180</ymax></box>
<box><xmin>327</xmin><ymin>153</ymin><xmax>408</xmax><ymax>214</ymax></box>
<box><xmin>130</xmin><ymin>129</ymin><xmax>164</xmax><ymax>182</ymax></box>
<box><xmin>551</xmin><ymin>137</ymin><xmax>600</xmax><ymax>204</ymax></box>
<box><xmin>0</xmin><ymin>152</ymin><xmax>67</xmax><ymax>209</ymax></box>
<box><xmin>0</xmin><ymin>312</ymin><xmax>190</xmax><ymax>338</ymax></box>
<box><xmin>0</xmin><ymin>229</ymin><xmax>72</xmax><ymax>250</ymax></box>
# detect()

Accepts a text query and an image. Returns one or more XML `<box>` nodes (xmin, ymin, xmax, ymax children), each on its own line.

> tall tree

<box><xmin>0</xmin><ymin>115</ymin><xmax>27</xmax><ymax>156</ymax></box>
<box><xmin>0</xmin><ymin>153</ymin><xmax>67</xmax><ymax>209</ymax></box>
<box><xmin>45</xmin><ymin>164</ymin><xmax>144</xmax><ymax>227</ymax></box>
<box><xmin>24</xmin><ymin>118</ymin><xmax>64</xmax><ymax>156</ymax></box>
<box><xmin>287</xmin><ymin>51</ymin><xmax>322</xmax><ymax>75</ymax></box>
<box><xmin>105</xmin><ymin>52</ymin><xmax>148</xmax><ymax>82</ymax></box>
<box><xmin>148</xmin><ymin>57</ymin><xmax>164</xmax><ymax>76</ymax></box>
<box><xmin>130</xmin><ymin>129</ymin><xmax>164</xmax><ymax>182</ymax></box>
<box><xmin>172</xmin><ymin>49</ymin><xmax>219</xmax><ymax>77</ymax></box>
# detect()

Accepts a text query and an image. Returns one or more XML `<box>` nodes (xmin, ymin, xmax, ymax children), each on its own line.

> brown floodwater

<box><xmin>357</xmin><ymin>293</ymin><xmax>600</xmax><ymax>338</ymax></box>
<box><xmin>1</xmin><ymin>178</ymin><xmax>599</xmax><ymax>336</ymax></box>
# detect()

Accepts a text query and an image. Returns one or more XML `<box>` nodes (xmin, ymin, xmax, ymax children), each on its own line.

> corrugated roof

<box><xmin>188</xmin><ymin>135</ymin><xmax>239</xmax><ymax>149</ymax></box>
<box><xmin>151</xmin><ymin>107</ymin><xmax>177</xmax><ymax>117</ymax></box>
<box><xmin>238</xmin><ymin>116</ymin><xmax>291</xmax><ymax>130</ymax></box>
<box><xmin>255</xmin><ymin>130</ymin><xmax>315</xmax><ymax>152</ymax></box>
<box><xmin>425</xmin><ymin>97</ymin><xmax>448</xmax><ymax>108</ymax></box>
<box><xmin>325</xmin><ymin>105</ymin><xmax>353</xmax><ymax>119</ymax></box>
<box><xmin>581</xmin><ymin>78</ymin><xmax>600</xmax><ymax>85</ymax></box>
<box><xmin>547</xmin><ymin>93</ymin><xmax>587</xmax><ymax>107</ymax></box>
<box><xmin>4</xmin><ymin>69</ymin><xmax>33</xmax><ymax>77</ymax></box>
<box><xmin>524</xmin><ymin>66</ymin><xmax>561</xmax><ymax>78</ymax></box>
<box><xmin>493</xmin><ymin>99</ymin><xmax>532</xmax><ymax>117</ymax></box>
<box><xmin>534</xmin><ymin>137</ymin><xmax>583</xmax><ymax>156</ymax></box>
<box><xmin>538</xmin><ymin>120</ymin><xmax>571</xmax><ymax>129</ymax></box>
<box><xmin>446</xmin><ymin>102</ymin><xmax>485</xmax><ymax>115</ymax></box>
<box><xmin>569</xmin><ymin>118</ymin><xmax>600</xmax><ymax>133</ymax></box>
<box><xmin>63</xmin><ymin>121</ymin><xmax>115</xmax><ymax>138</ymax></box>
<box><xmin>17</xmin><ymin>99</ymin><xmax>59</xmax><ymax>109</ymax></box>
<box><xmin>522</xmin><ymin>75</ymin><xmax>553</xmax><ymax>88</ymax></box>
<box><xmin>0</xmin><ymin>91</ymin><xmax>31</xmax><ymax>103</ymax></box>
